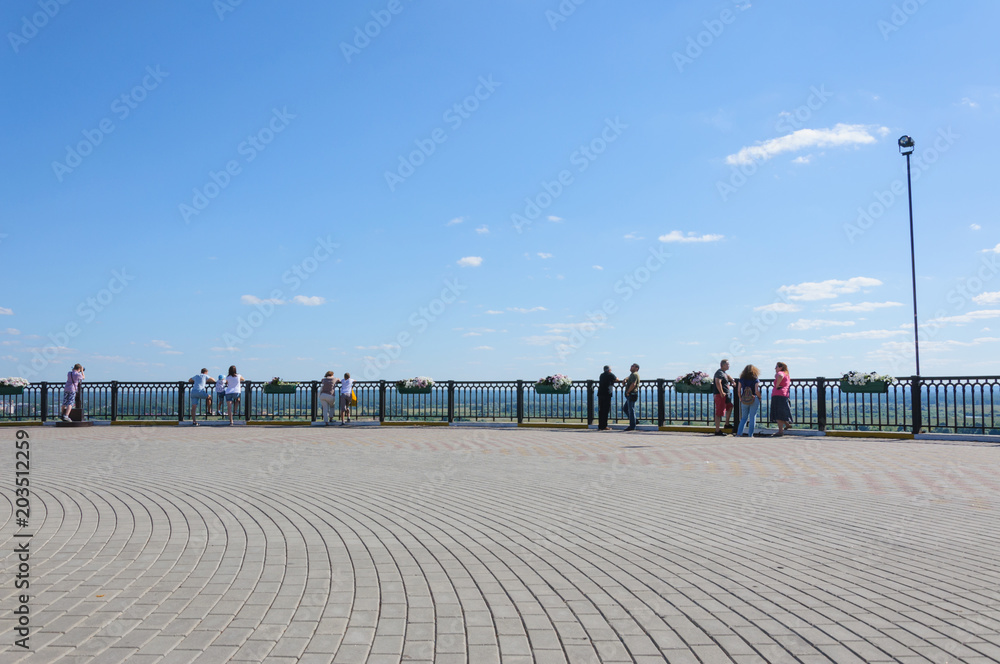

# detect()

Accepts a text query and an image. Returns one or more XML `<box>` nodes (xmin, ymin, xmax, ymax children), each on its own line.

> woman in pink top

<box><xmin>771</xmin><ymin>362</ymin><xmax>792</xmax><ymax>436</ymax></box>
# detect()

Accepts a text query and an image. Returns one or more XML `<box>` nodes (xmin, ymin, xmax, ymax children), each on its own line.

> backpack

<box><xmin>739</xmin><ymin>380</ymin><xmax>757</xmax><ymax>406</ymax></box>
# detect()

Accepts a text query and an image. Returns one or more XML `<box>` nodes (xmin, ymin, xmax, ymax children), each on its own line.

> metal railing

<box><xmin>3</xmin><ymin>376</ymin><xmax>999</xmax><ymax>434</ymax></box>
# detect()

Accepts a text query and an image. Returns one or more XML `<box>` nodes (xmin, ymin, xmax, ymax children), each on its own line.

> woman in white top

<box><xmin>224</xmin><ymin>365</ymin><xmax>244</xmax><ymax>425</ymax></box>
<box><xmin>339</xmin><ymin>372</ymin><xmax>353</xmax><ymax>425</ymax></box>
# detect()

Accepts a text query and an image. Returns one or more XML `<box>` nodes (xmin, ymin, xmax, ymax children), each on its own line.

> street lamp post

<box><xmin>898</xmin><ymin>135</ymin><xmax>920</xmax><ymax>378</ymax></box>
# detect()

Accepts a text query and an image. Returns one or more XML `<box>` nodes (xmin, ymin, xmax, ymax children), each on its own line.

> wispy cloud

<box><xmin>970</xmin><ymin>223</ymin><xmax>981</xmax><ymax>231</ymax></box>
<box><xmin>828</xmin><ymin>301</ymin><xmax>903</xmax><ymax>313</ymax></box>
<box><xmin>508</xmin><ymin>307</ymin><xmax>546</xmax><ymax>314</ymax></box>
<box><xmin>2</xmin><ymin>328</ymin><xmax>19</xmax><ymax>335</ymax></box>
<box><xmin>485</xmin><ymin>310</ymin><xmax>504</xmax><ymax>315</ymax></box>
<box><xmin>982</xmin><ymin>243</ymin><xmax>1000</xmax><ymax>254</ymax></box>
<box><xmin>779</xmin><ymin>277</ymin><xmax>881</xmax><ymax>301</ymax></box>
<box><xmin>926</xmin><ymin>309</ymin><xmax>1000</xmax><ymax>326</ymax></box>
<box><xmin>623</xmin><ymin>232</ymin><xmax>643</xmax><ymax>240</ymax></box>
<box><xmin>447</xmin><ymin>216</ymin><xmax>465</xmax><ymax>226</ymax></box>
<box><xmin>474</xmin><ymin>346</ymin><xmax>493</xmax><ymax>351</ymax></box>
<box><xmin>537</xmin><ymin>252</ymin><xmax>553</xmax><ymax>259</ymax></box>
<box><xmin>150</xmin><ymin>339</ymin><xmax>172</xmax><ymax>349</ymax></box>
<box><xmin>828</xmin><ymin>329</ymin><xmax>907</xmax><ymax>340</ymax></box>
<box><xmin>725</xmin><ymin>123</ymin><xmax>889</xmax><ymax>166</ymax></box>
<box><xmin>774</xmin><ymin>338</ymin><xmax>825</xmax><ymax>345</ymax></box>
<box><xmin>754</xmin><ymin>303</ymin><xmax>802</xmax><ymax>313</ymax></box>
<box><xmin>973</xmin><ymin>291</ymin><xmax>1000</xmax><ymax>305</ymax></box>
<box><xmin>788</xmin><ymin>319</ymin><xmax>856</xmax><ymax>331</ymax></box>
<box><xmin>592</xmin><ymin>265</ymin><xmax>603</xmax><ymax>271</ymax></box>
<box><xmin>475</xmin><ymin>225</ymin><xmax>489</xmax><ymax>234</ymax></box>
<box><xmin>547</xmin><ymin>216</ymin><xmax>563</xmax><ymax>222</ymax></box>
<box><xmin>659</xmin><ymin>231</ymin><xmax>724</xmax><ymax>244</ymax></box>
<box><xmin>292</xmin><ymin>295</ymin><xmax>325</xmax><ymax>306</ymax></box>
<box><xmin>241</xmin><ymin>295</ymin><xmax>284</xmax><ymax>305</ymax></box>
<box><xmin>457</xmin><ymin>256</ymin><xmax>483</xmax><ymax>267</ymax></box>
<box><xmin>0</xmin><ymin>307</ymin><xmax>12</xmax><ymax>315</ymax></box>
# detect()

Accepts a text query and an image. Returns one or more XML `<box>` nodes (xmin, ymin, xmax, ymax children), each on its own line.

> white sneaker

<box><xmin>61</xmin><ymin>415</ymin><xmax>71</xmax><ymax>422</ymax></box>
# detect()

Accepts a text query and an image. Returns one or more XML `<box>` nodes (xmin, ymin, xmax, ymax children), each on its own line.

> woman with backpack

<box><xmin>736</xmin><ymin>364</ymin><xmax>762</xmax><ymax>438</ymax></box>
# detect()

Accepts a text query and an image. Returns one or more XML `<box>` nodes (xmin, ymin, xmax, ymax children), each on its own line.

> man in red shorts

<box><xmin>713</xmin><ymin>359</ymin><xmax>735</xmax><ymax>435</ymax></box>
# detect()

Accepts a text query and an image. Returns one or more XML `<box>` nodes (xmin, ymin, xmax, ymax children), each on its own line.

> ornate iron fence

<box><xmin>2</xmin><ymin>376</ymin><xmax>999</xmax><ymax>434</ymax></box>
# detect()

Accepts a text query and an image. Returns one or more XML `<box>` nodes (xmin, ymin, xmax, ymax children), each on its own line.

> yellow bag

<box><xmin>350</xmin><ymin>390</ymin><xmax>357</xmax><ymax>406</ymax></box>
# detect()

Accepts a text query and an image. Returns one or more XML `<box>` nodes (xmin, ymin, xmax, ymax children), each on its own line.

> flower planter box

<box><xmin>839</xmin><ymin>380</ymin><xmax>889</xmax><ymax>394</ymax></box>
<box><xmin>0</xmin><ymin>385</ymin><xmax>25</xmax><ymax>396</ymax></box>
<box><xmin>263</xmin><ymin>384</ymin><xmax>297</xmax><ymax>394</ymax></box>
<box><xmin>396</xmin><ymin>386</ymin><xmax>432</xmax><ymax>395</ymax></box>
<box><xmin>674</xmin><ymin>382</ymin><xmax>713</xmax><ymax>394</ymax></box>
<box><xmin>534</xmin><ymin>384</ymin><xmax>571</xmax><ymax>395</ymax></box>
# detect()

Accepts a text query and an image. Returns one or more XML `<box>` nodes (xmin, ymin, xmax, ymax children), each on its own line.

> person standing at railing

<box><xmin>713</xmin><ymin>359</ymin><xmax>736</xmax><ymax>436</ymax></box>
<box><xmin>60</xmin><ymin>363</ymin><xmax>85</xmax><ymax>422</ymax></box>
<box><xmin>338</xmin><ymin>372</ymin><xmax>353</xmax><ymax>425</ymax></box>
<box><xmin>224</xmin><ymin>365</ymin><xmax>244</xmax><ymax>425</ymax></box>
<box><xmin>771</xmin><ymin>362</ymin><xmax>793</xmax><ymax>436</ymax></box>
<box><xmin>187</xmin><ymin>368</ymin><xmax>216</xmax><ymax>426</ymax></box>
<box><xmin>597</xmin><ymin>365</ymin><xmax>618</xmax><ymax>431</ymax></box>
<box><xmin>622</xmin><ymin>363</ymin><xmax>640</xmax><ymax>431</ymax></box>
<box><xmin>319</xmin><ymin>371</ymin><xmax>338</xmax><ymax>425</ymax></box>
<box><xmin>735</xmin><ymin>365</ymin><xmax>762</xmax><ymax>437</ymax></box>
<box><xmin>215</xmin><ymin>374</ymin><xmax>227</xmax><ymax>416</ymax></box>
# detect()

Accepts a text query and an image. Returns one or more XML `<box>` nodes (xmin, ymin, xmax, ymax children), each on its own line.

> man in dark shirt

<box><xmin>597</xmin><ymin>365</ymin><xmax>618</xmax><ymax>430</ymax></box>
<box><xmin>713</xmin><ymin>359</ymin><xmax>736</xmax><ymax>435</ymax></box>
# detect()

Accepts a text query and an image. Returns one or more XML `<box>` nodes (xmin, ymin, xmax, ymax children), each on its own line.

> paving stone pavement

<box><xmin>1</xmin><ymin>426</ymin><xmax>999</xmax><ymax>663</ymax></box>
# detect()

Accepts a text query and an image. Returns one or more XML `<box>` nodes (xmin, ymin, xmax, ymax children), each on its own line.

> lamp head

<box><xmin>898</xmin><ymin>135</ymin><xmax>915</xmax><ymax>156</ymax></box>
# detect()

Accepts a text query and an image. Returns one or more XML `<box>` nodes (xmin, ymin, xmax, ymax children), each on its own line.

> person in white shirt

<box><xmin>224</xmin><ymin>365</ymin><xmax>244</xmax><ymax>425</ymax></box>
<box><xmin>339</xmin><ymin>372</ymin><xmax>353</xmax><ymax>425</ymax></box>
<box><xmin>187</xmin><ymin>368</ymin><xmax>216</xmax><ymax>425</ymax></box>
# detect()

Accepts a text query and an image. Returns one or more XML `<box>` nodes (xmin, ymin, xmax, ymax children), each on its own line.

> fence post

<box><xmin>310</xmin><ymin>381</ymin><xmax>318</xmax><ymax>423</ymax></box>
<box><xmin>586</xmin><ymin>380</ymin><xmax>594</xmax><ymax>426</ymax></box>
<box><xmin>816</xmin><ymin>377</ymin><xmax>826</xmax><ymax>432</ymax></box>
<box><xmin>39</xmin><ymin>382</ymin><xmax>48</xmax><ymax>423</ymax></box>
<box><xmin>110</xmin><ymin>381</ymin><xmax>119</xmax><ymax>423</ymax></box>
<box><xmin>177</xmin><ymin>382</ymin><xmax>185</xmax><ymax>423</ymax></box>
<box><xmin>245</xmin><ymin>382</ymin><xmax>252</xmax><ymax>423</ymax></box>
<box><xmin>657</xmin><ymin>379</ymin><xmax>666</xmax><ymax>427</ymax></box>
<box><xmin>447</xmin><ymin>381</ymin><xmax>455</xmax><ymax>424</ymax></box>
<box><xmin>516</xmin><ymin>380</ymin><xmax>524</xmax><ymax>424</ymax></box>
<box><xmin>911</xmin><ymin>375</ymin><xmax>922</xmax><ymax>435</ymax></box>
<box><xmin>378</xmin><ymin>380</ymin><xmax>386</xmax><ymax>423</ymax></box>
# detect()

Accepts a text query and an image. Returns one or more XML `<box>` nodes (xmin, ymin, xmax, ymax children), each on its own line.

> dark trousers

<box><xmin>598</xmin><ymin>395</ymin><xmax>611</xmax><ymax>429</ymax></box>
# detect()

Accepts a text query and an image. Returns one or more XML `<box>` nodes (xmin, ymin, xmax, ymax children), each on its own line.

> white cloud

<box><xmin>150</xmin><ymin>340</ymin><xmax>172</xmax><ymax>349</ymax></box>
<box><xmin>457</xmin><ymin>256</ymin><xmax>483</xmax><ymax>268</ymax></box>
<box><xmin>775</xmin><ymin>338</ymin><xmax>825</xmax><ymax>345</ymax></box>
<box><xmin>754</xmin><ymin>303</ymin><xmax>802</xmax><ymax>313</ymax></box>
<box><xmin>211</xmin><ymin>346</ymin><xmax>240</xmax><ymax>352</ymax></box>
<box><xmin>973</xmin><ymin>292</ymin><xmax>1000</xmax><ymax>305</ymax></box>
<box><xmin>548</xmin><ymin>216</ymin><xmax>563</xmax><ymax>222</ymax></box>
<box><xmin>293</xmin><ymin>295</ymin><xmax>325</xmax><ymax>306</ymax></box>
<box><xmin>659</xmin><ymin>231</ymin><xmax>724</xmax><ymax>244</ymax></box>
<box><xmin>828</xmin><ymin>301</ymin><xmax>903</xmax><ymax>313</ymax></box>
<box><xmin>522</xmin><ymin>335</ymin><xmax>566</xmax><ymax>346</ymax></box>
<box><xmin>970</xmin><ymin>224</ymin><xmax>981</xmax><ymax>231</ymax></box>
<box><xmin>623</xmin><ymin>232</ymin><xmax>643</xmax><ymax>240</ymax></box>
<box><xmin>447</xmin><ymin>217</ymin><xmax>465</xmax><ymax>226</ymax></box>
<box><xmin>779</xmin><ymin>277</ymin><xmax>881</xmax><ymax>301</ymax></box>
<box><xmin>960</xmin><ymin>97</ymin><xmax>979</xmax><ymax>109</ymax></box>
<box><xmin>161</xmin><ymin>350</ymin><xmax>184</xmax><ymax>355</ymax></box>
<box><xmin>789</xmin><ymin>319</ymin><xmax>856</xmax><ymax>331</ymax></box>
<box><xmin>792</xmin><ymin>155</ymin><xmax>812</xmax><ymax>165</ymax></box>
<box><xmin>725</xmin><ymin>123</ymin><xmax>889</xmax><ymax>166</ymax></box>
<box><xmin>475</xmin><ymin>225</ymin><xmax>489</xmax><ymax>234</ymax></box>
<box><xmin>537</xmin><ymin>253</ymin><xmax>553</xmax><ymax>259</ymax></box>
<box><xmin>485</xmin><ymin>310</ymin><xmax>504</xmax><ymax>315</ymax></box>
<box><xmin>241</xmin><ymin>295</ymin><xmax>285</xmax><ymax>305</ymax></box>
<box><xmin>474</xmin><ymin>346</ymin><xmax>493</xmax><ymax>351</ymax></box>
<box><xmin>2</xmin><ymin>328</ymin><xmax>19</xmax><ymax>335</ymax></box>
<box><xmin>0</xmin><ymin>307</ymin><xmax>12</xmax><ymax>315</ymax></box>
<box><xmin>355</xmin><ymin>344</ymin><xmax>401</xmax><ymax>351</ymax></box>
<box><xmin>982</xmin><ymin>243</ymin><xmax>1000</xmax><ymax>254</ymax></box>
<box><xmin>592</xmin><ymin>265</ymin><xmax>603</xmax><ymax>271</ymax></box>
<box><xmin>926</xmin><ymin>309</ymin><xmax>1000</xmax><ymax>326</ymax></box>
<box><xmin>463</xmin><ymin>332</ymin><xmax>482</xmax><ymax>337</ymax></box>
<box><xmin>828</xmin><ymin>329</ymin><xmax>907</xmax><ymax>340</ymax></box>
<box><xmin>508</xmin><ymin>307</ymin><xmax>546</xmax><ymax>314</ymax></box>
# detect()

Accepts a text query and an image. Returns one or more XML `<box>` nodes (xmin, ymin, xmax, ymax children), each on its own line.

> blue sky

<box><xmin>2</xmin><ymin>0</ymin><xmax>998</xmax><ymax>383</ymax></box>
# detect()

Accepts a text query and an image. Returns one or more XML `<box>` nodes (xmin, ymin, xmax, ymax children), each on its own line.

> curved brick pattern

<box><xmin>1</xmin><ymin>427</ymin><xmax>998</xmax><ymax>663</ymax></box>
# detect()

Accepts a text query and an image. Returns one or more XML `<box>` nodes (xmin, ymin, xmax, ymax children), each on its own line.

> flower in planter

<box><xmin>396</xmin><ymin>377</ymin><xmax>435</xmax><ymax>389</ymax></box>
<box><xmin>266</xmin><ymin>377</ymin><xmax>294</xmax><ymax>387</ymax></box>
<box><xmin>842</xmin><ymin>371</ymin><xmax>895</xmax><ymax>385</ymax></box>
<box><xmin>675</xmin><ymin>371</ymin><xmax>711</xmax><ymax>386</ymax></box>
<box><xmin>536</xmin><ymin>374</ymin><xmax>571</xmax><ymax>389</ymax></box>
<box><xmin>0</xmin><ymin>377</ymin><xmax>29</xmax><ymax>388</ymax></box>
